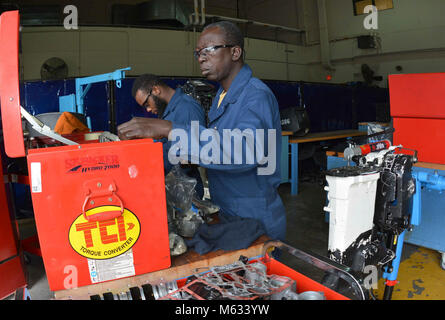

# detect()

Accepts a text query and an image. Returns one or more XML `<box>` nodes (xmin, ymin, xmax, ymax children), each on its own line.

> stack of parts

<box><xmin>159</xmin><ymin>259</ymin><xmax>325</xmax><ymax>301</ymax></box>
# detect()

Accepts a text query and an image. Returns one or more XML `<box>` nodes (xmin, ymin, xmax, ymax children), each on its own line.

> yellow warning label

<box><xmin>68</xmin><ymin>206</ymin><xmax>141</xmax><ymax>260</ymax></box>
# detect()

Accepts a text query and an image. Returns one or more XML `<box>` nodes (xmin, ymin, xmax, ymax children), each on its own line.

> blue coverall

<box><xmin>161</xmin><ymin>87</ymin><xmax>205</xmax><ymax>199</ymax></box>
<box><xmin>170</xmin><ymin>65</ymin><xmax>286</xmax><ymax>241</ymax></box>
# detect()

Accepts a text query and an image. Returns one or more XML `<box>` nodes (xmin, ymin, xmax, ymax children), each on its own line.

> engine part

<box><xmin>298</xmin><ymin>291</ymin><xmax>325</xmax><ymax>300</ymax></box>
<box><xmin>169</xmin><ymin>232</ymin><xmax>187</xmax><ymax>256</ymax></box>
<box><xmin>98</xmin><ymin>131</ymin><xmax>120</xmax><ymax>142</ymax></box>
<box><xmin>152</xmin><ymin>281</ymin><xmax>180</xmax><ymax>300</ymax></box>
<box><xmin>159</xmin><ymin>259</ymin><xmax>298</xmax><ymax>300</ymax></box>
<box><xmin>192</xmin><ymin>196</ymin><xmax>220</xmax><ymax>216</ymax></box>
<box><xmin>325</xmin><ymin>166</ymin><xmax>380</xmax><ymax>265</ymax></box>
<box><xmin>174</xmin><ymin>206</ymin><xmax>205</xmax><ymax>238</ymax></box>
<box><xmin>181</xmin><ymin>80</ymin><xmax>216</xmax><ymax>126</ymax></box>
<box><xmin>165</xmin><ymin>165</ymin><xmax>197</xmax><ymax>213</ymax></box>
<box><xmin>324</xmin><ymin>143</ymin><xmax>417</xmax><ymax>299</ymax></box>
<box><xmin>344</xmin><ymin>140</ymin><xmax>391</xmax><ymax>162</ymax></box>
<box><xmin>374</xmin><ymin>153</ymin><xmax>416</xmax><ymax>233</ymax></box>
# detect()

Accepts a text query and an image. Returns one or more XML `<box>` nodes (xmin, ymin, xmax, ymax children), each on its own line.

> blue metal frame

<box><xmin>280</xmin><ymin>135</ymin><xmax>289</xmax><ymax>184</ymax></box>
<box><xmin>75</xmin><ymin>67</ymin><xmax>131</xmax><ymax>114</ymax></box>
<box><xmin>59</xmin><ymin>67</ymin><xmax>131</xmax><ymax>129</ymax></box>
<box><xmin>404</xmin><ymin>167</ymin><xmax>445</xmax><ymax>252</ymax></box>
<box><xmin>381</xmin><ymin>168</ymin><xmax>445</xmax><ymax>281</ymax></box>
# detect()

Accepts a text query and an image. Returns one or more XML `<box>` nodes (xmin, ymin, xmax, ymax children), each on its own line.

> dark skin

<box><xmin>134</xmin><ymin>85</ymin><xmax>175</xmax><ymax>115</ymax></box>
<box><xmin>118</xmin><ymin>26</ymin><xmax>244</xmax><ymax>141</ymax></box>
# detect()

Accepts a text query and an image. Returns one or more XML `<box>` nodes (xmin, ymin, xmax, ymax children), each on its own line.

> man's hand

<box><xmin>117</xmin><ymin>117</ymin><xmax>172</xmax><ymax>140</ymax></box>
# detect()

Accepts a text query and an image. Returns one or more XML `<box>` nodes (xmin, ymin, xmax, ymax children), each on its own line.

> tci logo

<box><xmin>68</xmin><ymin>206</ymin><xmax>140</xmax><ymax>259</ymax></box>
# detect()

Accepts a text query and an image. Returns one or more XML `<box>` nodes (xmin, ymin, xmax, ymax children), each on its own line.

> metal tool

<box><xmin>20</xmin><ymin>106</ymin><xmax>78</xmax><ymax>146</ymax></box>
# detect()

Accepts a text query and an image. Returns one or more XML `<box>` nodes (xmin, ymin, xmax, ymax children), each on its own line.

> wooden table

<box><xmin>54</xmin><ymin>235</ymin><xmax>270</xmax><ymax>300</ymax></box>
<box><xmin>284</xmin><ymin>129</ymin><xmax>368</xmax><ymax>195</ymax></box>
<box><xmin>326</xmin><ymin>151</ymin><xmax>445</xmax><ymax>172</ymax></box>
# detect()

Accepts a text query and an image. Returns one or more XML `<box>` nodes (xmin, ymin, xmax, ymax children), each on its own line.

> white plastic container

<box><xmin>325</xmin><ymin>169</ymin><xmax>380</xmax><ymax>261</ymax></box>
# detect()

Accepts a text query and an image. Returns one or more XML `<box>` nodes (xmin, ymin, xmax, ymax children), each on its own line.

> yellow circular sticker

<box><xmin>68</xmin><ymin>206</ymin><xmax>141</xmax><ymax>260</ymax></box>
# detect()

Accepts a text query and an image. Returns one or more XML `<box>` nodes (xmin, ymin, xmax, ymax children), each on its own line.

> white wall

<box><xmin>305</xmin><ymin>0</ymin><xmax>445</xmax><ymax>86</ymax></box>
<box><xmin>19</xmin><ymin>0</ymin><xmax>445</xmax><ymax>85</ymax></box>
<box><xmin>20</xmin><ymin>25</ymin><xmax>315</xmax><ymax>82</ymax></box>
<box><xmin>20</xmin><ymin>26</ymin><xmax>198</xmax><ymax>80</ymax></box>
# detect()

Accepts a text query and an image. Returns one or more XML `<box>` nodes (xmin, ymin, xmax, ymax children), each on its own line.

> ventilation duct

<box><xmin>136</xmin><ymin>0</ymin><xmax>193</xmax><ymax>28</ymax></box>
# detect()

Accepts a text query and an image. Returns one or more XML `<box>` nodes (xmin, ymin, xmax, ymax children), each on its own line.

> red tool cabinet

<box><xmin>0</xmin><ymin>10</ymin><xmax>170</xmax><ymax>292</ymax></box>
<box><xmin>389</xmin><ymin>73</ymin><xmax>445</xmax><ymax>164</ymax></box>
<box><xmin>27</xmin><ymin>140</ymin><xmax>171</xmax><ymax>291</ymax></box>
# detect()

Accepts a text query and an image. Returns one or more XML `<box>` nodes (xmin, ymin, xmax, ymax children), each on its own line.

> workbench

<box><xmin>53</xmin><ymin>235</ymin><xmax>270</xmax><ymax>300</ymax></box>
<box><xmin>282</xmin><ymin>129</ymin><xmax>368</xmax><ymax>195</ymax></box>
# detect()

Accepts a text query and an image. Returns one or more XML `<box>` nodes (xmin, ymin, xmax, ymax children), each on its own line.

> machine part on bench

<box><xmin>181</xmin><ymin>80</ymin><xmax>216</xmax><ymax>126</ymax></box>
<box><xmin>90</xmin><ymin>285</ymin><xmax>152</xmax><ymax>300</ymax></box>
<box><xmin>152</xmin><ymin>281</ymin><xmax>180</xmax><ymax>300</ymax></box>
<box><xmin>325</xmin><ymin>167</ymin><xmax>381</xmax><ymax>267</ymax></box>
<box><xmin>118</xmin><ymin>291</ymin><xmax>132</xmax><ymax>300</ymax></box>
<box><xmin>298</xmin><ymin>291</ymin><xmax>326</xmax><ymax>300</ymax></box>
<box><xmin>174</xmin><ymin>206</ymin><xmax>205</xmax><ymax>238</ymax></box>
<box><xmin>325</xmin><ymin>144</ymin><xmax>417</xmax><ymax>300</ymax></box>
<box><xmin>263</xmin><ymin>241</ymin><xmax>366</xmax><ymax>300</ymax></box>
<box><xmin>102</xmin><ymin>292</ymin><xmax>119</xmax><ymax>300</ymax></box>
<box><xmin>329</xmin><ymin>229</ymin><xmax>395</xmax><ymax>274</ymax></box>
<box><xmin>326</xmin><ymin>165</ymin><xmax>379</xmax><ymax>177</ymax></box>
<box><xmin>160</xmin><ymin>259</ymin><xmax>299</xmax><ymax>300</ymax></box>
<box><xmin>344</xmin><ymin>140</ymin><xmax>391</xmax><ymax>162</ymax></box>
<box><xmin>169</xmin><ymin>232</ymin><xmax>187</xmax><ymax>256</ymax></box>
<box><xmin>86</xmin><ymin>250</ymin><xmax>340</xmax><ymax>301</ymax></box>
<box><xmin>165</xmin><ymin>165</ymin><xmax>197</xmax><ymax>213</ymax></box>
<box><xmin>374</xmin><ymin>153</ymin><xmax>416</xmax><ymax>234</ymax></box>
<box><xmin>98</xmin><ymin>131</ymin><xmax>120</xmax><ymax>142</ymax></box>
<box><xmin>191</xmin><ymin>196</ymin><xmax>220</xmax><ymax>216</ymax></box>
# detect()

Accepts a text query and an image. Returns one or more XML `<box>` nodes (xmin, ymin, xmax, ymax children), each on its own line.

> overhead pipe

<box><xmin>187</xmin><ymin>2</ymin><xmax>304</xmax><ymax>33</ymax></box>
<box><xmin>194</xmin><ymin>0</ymin><xmax>200</xmax><ymax>25</ymax></box>
<box><xmin>203</xmin><ymin>14</ymin><xmax>305</xmax><ymax>33</ymax></box>
<box><xmin>317</xmin><ymin>0</ymin><xmax>335</xmax><ymax>71</ymax></box>
<box><xmin>201</xmin><ymin>0</ymin><xmax>206</xmax><ymax>25</ymax></box>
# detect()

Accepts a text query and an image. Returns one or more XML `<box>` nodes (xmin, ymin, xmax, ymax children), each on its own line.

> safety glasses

<box><xmin>142</xmin><ymin>89</ymin><xmax>153</xmax><ymax>108</ymax></box>
<box><xmin>194</xmin><ymin>44</ymin><xmax>235</xmax><ymax>60</ymax></box>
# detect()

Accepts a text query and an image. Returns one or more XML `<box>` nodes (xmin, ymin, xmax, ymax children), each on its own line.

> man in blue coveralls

<box><xmin>119</xmin><ymin>21</ymin><xmax>286</xmax><ymax>241</ymax></box>
<box><xmin>131</xmin><ymin>74</ymin><xmax>205</xmax><ymax>199</ymax></box>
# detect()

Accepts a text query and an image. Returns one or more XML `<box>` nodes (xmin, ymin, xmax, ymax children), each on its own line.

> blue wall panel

<box><xmin>19</xmin><ymin>77</ymin><xmax>388</xmax><ymax>134</ymax></box>
<box><xmin>302</xmin><ymin>83</ymin><xmax>355</xmax><ymax>133</ymax></box>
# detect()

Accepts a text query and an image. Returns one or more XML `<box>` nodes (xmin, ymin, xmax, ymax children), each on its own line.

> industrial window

<box><xmin>353</xmin><ymin>0</ymin><xmax>394</xmax><ymax>16</ymax></box>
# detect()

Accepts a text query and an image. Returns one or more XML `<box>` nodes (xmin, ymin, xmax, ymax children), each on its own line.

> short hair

<box><xmin>131</xmin><ymin>74</ymin><xmax>167</xmax><ymax>98</ymax></box>
<box><xmin>203</xmin><ymin>21</ymin><xmax>244</xmax><ymax>51</ymax></box>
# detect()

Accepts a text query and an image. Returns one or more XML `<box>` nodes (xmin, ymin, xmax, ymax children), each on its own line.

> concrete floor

<box><xmin>9</xmin><ymin>180</ymin><xmax>445</xmax><ymax>300</ymax></box>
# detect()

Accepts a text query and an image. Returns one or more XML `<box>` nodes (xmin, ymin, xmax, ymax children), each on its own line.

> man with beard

<box><xmin>120</xmin><ymin>22</ymin><xmax>286</xmax><ymax>242</ymax></box>
<box><xmin>131</xmin><ymin>74</ymin><xmax>205</xmax><ymax>198</ymax></box>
